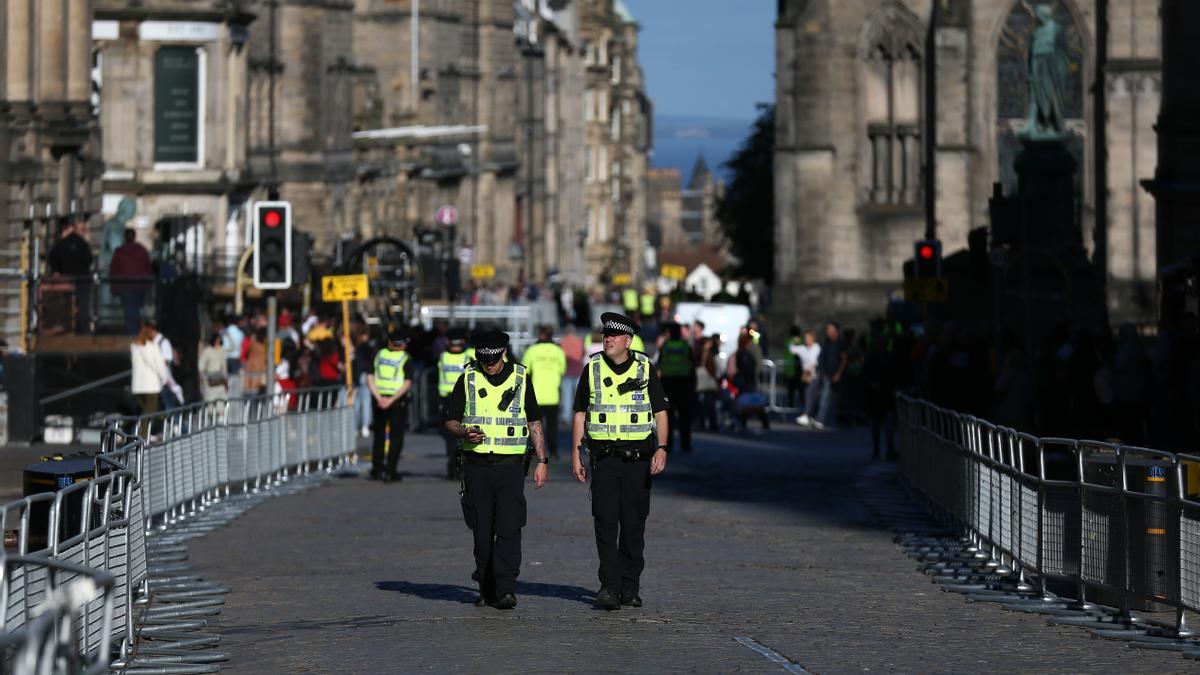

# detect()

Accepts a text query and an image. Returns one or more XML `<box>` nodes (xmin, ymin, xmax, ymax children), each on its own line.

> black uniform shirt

<box><xmin>444</xmin><ymin>359</ymin><xmax>541</xmax><ymax>424</ymax></box>
<box><xmin>572</xmin><ymin>352</ymin><xmax>670</xmax><ymax>414</ymax></box>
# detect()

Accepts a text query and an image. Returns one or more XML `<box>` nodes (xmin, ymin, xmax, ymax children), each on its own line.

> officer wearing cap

<box><xmin>367</xmin><ymin>328</ymin><xmax>413</xmax><ymax>482</ymax></box>
<box><xmin>444</xmin><ymin>330</ymin><xmax>548</xmax><ymax>610</ymax></box>
<box><xmin>571</xmin><ymin>312</ymin><xmax>669</xmax><ymax>611</ymax></box>
<box><xmin>437</xmin><ymin>327</ymin><xmax>475</xmax><ymax>479</ymax></box>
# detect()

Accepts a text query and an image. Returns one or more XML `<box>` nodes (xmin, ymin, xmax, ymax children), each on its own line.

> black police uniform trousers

<box><xmin>591</xmin><ymin>440</ymin><xmax>653</xmax><ymax>596</ymax></box>
<box><xmin>662</xmin><ymin>377</ymin><xmax>694</xmax><ymax>452</ymax></box>
<box><xmin>461</xmin><ymin>456</ymin><xmax>526</xmax><ymax>598</ymax></box>
<box><xmin>439</xmin><ymin>396</ymin><xmax>460</xmax><ymax>477</ymax></box>
<box><xmin>371</xmin><ymin>399</ymin><xmax>407</xmax><ymax>477</ymax></box>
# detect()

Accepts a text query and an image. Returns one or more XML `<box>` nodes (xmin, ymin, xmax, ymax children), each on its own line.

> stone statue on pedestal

<box><xmin>1021</xmin><ymin>4</ymin><xmax>1070</xmax><ymax>140</ymax></box>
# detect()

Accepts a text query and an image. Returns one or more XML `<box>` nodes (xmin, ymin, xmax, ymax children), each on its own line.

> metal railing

<box><xmin>896</xmin><ymin>392</ymin><xmax>1200</xmax><ymax>643</ymax></box>
<box><xmin>0</xmin><ymin>385</ymin><xmax>355</xmax><ymax>672</ymax></box>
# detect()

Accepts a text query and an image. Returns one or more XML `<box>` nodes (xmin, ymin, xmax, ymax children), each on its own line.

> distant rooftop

<box><xmin>614</xmin><ymin>0</ymin><xmax>635</xmax><ymax>23</ymax></box>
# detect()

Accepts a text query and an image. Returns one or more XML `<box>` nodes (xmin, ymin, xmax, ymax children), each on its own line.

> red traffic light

<box><xmin>263</xmin><ymin>209</ymin><xmax>282</xmax><ymax>228</ymax></box>
<box><xmin>918</xmin><ymin>244</ymin><xmax>935</xmax><ymax>260</ymax></box>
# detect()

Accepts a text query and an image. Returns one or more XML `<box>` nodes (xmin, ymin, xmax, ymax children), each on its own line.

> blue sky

<box><xmin>625</xmin><ymin>1</ymin><xmax>775</xmax><ymax>180</ymax></box>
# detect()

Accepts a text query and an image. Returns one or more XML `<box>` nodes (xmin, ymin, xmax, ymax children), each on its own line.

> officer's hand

<box><xmin>465</xmin><ymin>429</ymin><xmax>486</xmax><ymax>444</ymax></box>
<box><xmin>650</xmin><ymin>448</ymin><xmax>667</xmax><ymax>475</ymax></box>
<box><xmin>533</xmin><ymin>462</ymin><xmax>548</xmax><ymax>489</ymax></box>
<box><xmin>572</xmin><ymin>456</ymin><xmax>587</xmax><ymax>483</ymax></box>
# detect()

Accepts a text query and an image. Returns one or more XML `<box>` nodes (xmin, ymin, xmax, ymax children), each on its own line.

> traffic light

<box><xmin>914</xmin><ymin>239</ymin><xmax>942</xmax><ymax>279</ymax></box>
<box><xmin>253</xmin><ymin>201</ymin><xmax>292</xmax><ymax>289</ymax></box>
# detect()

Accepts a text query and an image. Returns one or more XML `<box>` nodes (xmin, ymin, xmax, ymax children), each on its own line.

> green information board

<box><xmin>154</xmin><ymin>46</ymin><xmax>200</xmax><ymax>164</ymax></box>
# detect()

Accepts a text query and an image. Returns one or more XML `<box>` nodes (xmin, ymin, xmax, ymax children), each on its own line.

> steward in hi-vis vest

<box><xmin>570</xmin><ymin>312</ymin><xmax>669</xmax><ymax>611</ymax></box>
<box><xmin>521</xmin><ymin>326</ymin><xmax>567</xmax><ymax>458</ymax></box>
<box><xmin>438</xmin><ymin>327</ymin><xmax>475</xmax><ymax>479</ymax></box>
<box><xmin>444</xmin><ymin>330</ymin><xmax>547</xmax><ymax>610</ymax></box>
<box><xmin>656</xmin><ymin>322</ymin><xmax>697</xmax><ymax>454</ymax></box>
<box><xmin>367</xmin><ymin>329</ymin><xmax>414</xmax><ymax>482</ymax></box>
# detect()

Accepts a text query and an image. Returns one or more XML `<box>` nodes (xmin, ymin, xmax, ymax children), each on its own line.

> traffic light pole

<box><xmin>266</xmin><ymin>292</ymin><xmax>277</xmax><ymax>399</ymax></box>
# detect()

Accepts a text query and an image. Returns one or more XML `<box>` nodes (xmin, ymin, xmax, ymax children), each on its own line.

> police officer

<box><xmin>367</xmin><ymin>329</ymin><xmax>414</xmax><ymax>482</ymax></box>
<box><xmin>437</xmin><ymin>328</ymin><xmax>475</xmax><ymax>479</ymax></box>
<box><xmin>571</xmin><ymin>312</ymin><xmax>669</xmax><ymax>611</ymax></box>
<box><xmin>521</xmin><ymin>325</ymin><xmax>566</xmax><ymax>458</ymax></box>
<box><xmin>444</xmin><ymin>330</ymin><xmax>548</xmax><ymax>610</ymax></box>
<box><xmin>657</xmin><ymin>322</ymin><xmax>696</xmax><ymax>454</ymax></box>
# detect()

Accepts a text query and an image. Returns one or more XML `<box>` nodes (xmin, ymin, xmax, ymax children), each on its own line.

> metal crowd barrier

<box><xmin>896</xmin><ymin>392</ymin><xmax>1200</xmax><ymax>641</ymax></box>
<box><xmin>0</xmin><ymin>386</ymin><xmax>355</xmax><ymax>672</ymax></box>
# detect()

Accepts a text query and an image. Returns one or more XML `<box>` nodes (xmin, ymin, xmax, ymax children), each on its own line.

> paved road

<box><xmin>189</xmin><ymin>425</ymin><xmax>1187</xmax><ymax>673</ymax></box>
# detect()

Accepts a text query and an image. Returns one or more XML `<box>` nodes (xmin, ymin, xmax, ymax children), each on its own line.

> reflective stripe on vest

<box><xmin>462</xmin><ymin>363</ymin><xmax>529</xmax><ymax>455</ymax></box>
<box><xmin>438</xmin><ymin>349</ymin><xmax>473</xmax><ymax>397</ymax></box>
<box><xmin>374</xmin><ymin>348</ymin><xmax>409</xmax><ymax>396</ymax></box>
<box><xmin>585</xmin><ymin>352</ymin><xmax>653</xmax><ymax>441</ymax></box>
<box><xmin>658</xmin><ymin>339</ymin><xmax>692</xmax><ymax>378</ymax></box>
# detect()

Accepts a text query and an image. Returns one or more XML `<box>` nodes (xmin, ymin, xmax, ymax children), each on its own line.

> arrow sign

<box><xmin>322</xmin><ymin>274</ymin><xmax>370</xmax><ymax>302</ymax></box>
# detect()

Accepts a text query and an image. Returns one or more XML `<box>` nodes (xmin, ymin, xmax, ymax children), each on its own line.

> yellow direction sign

<box><xmin>903</xmin><ymin>278</ymin><xmax>949</xmax><ymax>303</ymax></box>
<box><xmin>471</xmin><ymin>264</ymin><xmax>496</xmax><ymax>280</ymax></box>
<box><xmin>612</xmin><ymin>273</ymin><xmax>632</xmax><ymax>286</ymax></box>
<box><xmin>660</xmin><ymin>264</ymin><xmax>686</xmax><ymax>281</ymax></box>
<box><xmin>322</xmin><ymin>274</ymin><xmax>370</xmax><ymax>302</ymax></box>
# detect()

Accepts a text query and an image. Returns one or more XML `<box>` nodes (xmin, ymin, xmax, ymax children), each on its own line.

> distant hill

<box><xmin>652</xmin><ymin>114</ymin><xmax>753</xmax><ymax>184</ymax></box>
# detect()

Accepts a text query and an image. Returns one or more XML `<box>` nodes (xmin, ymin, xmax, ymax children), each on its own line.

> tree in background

<box><xmin>716</xmin><ymin>104</ymin><xmax>775</xmax><ymax>283</ymax></box>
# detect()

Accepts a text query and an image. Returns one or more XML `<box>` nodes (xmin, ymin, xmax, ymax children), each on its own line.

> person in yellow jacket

<box><xmin>437</xmin><ymin>327</ymin><xmax>475</xmax><ymax>479</ymax></box>
<box><xmin>444</xmin><ymin>330</ymin><xmax>548</xmax><ymax>610</ymax></box>
<box><xmin>522</xmin><ymin>325</ymin><xmax>567</xmax><ymax>458</ymax></box>
<box><xmin>367</xmin><ymin>329</ymin><xmax>414</xmax><ymax>482</ymax></box>
<box><xmin>571</xmin><ymin>312</ymin><xmax>669</xmax><ymax>611</ymax></box>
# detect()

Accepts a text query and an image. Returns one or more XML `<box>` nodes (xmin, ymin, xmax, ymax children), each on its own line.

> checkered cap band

<box><xmin>476</xmin><ymin>346</ymin><xmax>505</xmax><ymax>356</ymax></box>
<box><xmin>604</xmin><ymin>319</ymin><xmax>635</xmax><ymax>334</ymax></box>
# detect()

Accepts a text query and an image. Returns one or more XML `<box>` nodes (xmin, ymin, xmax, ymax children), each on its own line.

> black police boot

<box><xmin>620</xmin><ymin>592</ymin><xmax>642</xmax><ymax>607</ymax></box>
<box><xmin>493</xmin><ymin>593</ymin><xmax>517</xmax><ymax>610</ymax></box>
<box><xmin>595</xmin><ymin>588</ymin><xmax>621</xmax><ymax>611</ymax></box>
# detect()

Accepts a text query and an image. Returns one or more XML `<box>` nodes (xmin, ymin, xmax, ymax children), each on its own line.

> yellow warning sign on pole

<box><xmin>660</xmin><ymin>264</ymin><xmax>686</xmax><ymax>281</ymax></box>
<box><xmin>471</xmin><ymin>264</ymin><xmax>496</xmax><ymax>280</ymax></box>
<box><xmin>612</xmin><ymin>273</ymin><xmax>632</xmax><ymax>286</ymax></box>
<box><xmin>322</xmin><ymin>274</ymin><xmax>370</xmax><ymax>302</ymax></box>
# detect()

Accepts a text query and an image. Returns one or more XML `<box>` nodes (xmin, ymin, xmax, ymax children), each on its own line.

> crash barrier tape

<box><xmin>896</xmin><ymin>393</ymin><xmax>1200</xmax><ymax>655</ymax></box>
<box><xmin>0</xmin><ymin>386</ymin><xmax>356</xmax><ymax>673</ymax></box>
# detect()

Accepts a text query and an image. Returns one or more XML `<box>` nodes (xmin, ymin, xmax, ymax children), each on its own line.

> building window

<box><xmin>586</xmin><ymin>205</ymin><xmax>596</xmax><ymax>241</ymax></box>
<box><xmin>598</xmin><ymin>204</ymin><xmax>608</xmax><ymax>241</ymax></box>
<box><xmin>860</xmin><ymin>5</ymin><xmax>922</xmax><ymax>205</ymax></box>
<box><xmin>597</xmin><ymin>90</ymin><xmax>608</xmax><ymax>122</ymax></box>
<box><xmin>598</xmin><ymin>145</ymin><xmax>607</xmax><ymax>180</ymax></box>
<box><xmin>585</xmin><ymin>146</ymin><xmax>595</xmax><ymax>181</ymax></box>
<box><xmin>611</xmin><ymin>55</ymin><xmax>621</xmax><ymax>84</ymax></box>
<box><xmin>610</xmin><ymin>110</ymin><xmax>621</xmax><ymax>141</ymax></box>
<box><xmin>584</xmin><ymin>90</ymin><xmax>594</xmax><ymax>121</ymax></box>
<box><xmin>153</xmin><ymin>45</ymin><xmax>206</xmax><ymax>168</ymax></box>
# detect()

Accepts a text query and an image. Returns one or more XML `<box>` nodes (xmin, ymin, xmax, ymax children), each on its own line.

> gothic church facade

<box><xmin>774</xmin><ymin>0</ymin><xmax>1160</xmax><ymax>326</ymax></box>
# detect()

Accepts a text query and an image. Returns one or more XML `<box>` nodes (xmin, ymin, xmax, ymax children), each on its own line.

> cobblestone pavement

<box><xmin>188</xmin><ymin>425</ymin><xmax>1189</xmax><ymax>673</ymax></box>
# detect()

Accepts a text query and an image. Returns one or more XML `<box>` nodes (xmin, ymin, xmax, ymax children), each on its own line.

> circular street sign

<box><xmin>436</xmin><ymin>205</ymin><xmax>458</xmax><ymax>226</ymax></box>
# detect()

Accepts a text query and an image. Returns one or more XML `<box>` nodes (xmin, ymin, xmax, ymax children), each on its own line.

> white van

<box><xmin>672</xmin><ymin>302</ymin><xmax>751</xmax><ymax>368</ymax></box>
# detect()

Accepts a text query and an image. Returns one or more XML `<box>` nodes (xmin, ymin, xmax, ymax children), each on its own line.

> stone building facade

<box><xmin>774</xmin><ymin>0</ymin><xmax>1160</xmax><ymax>327</ymax></box>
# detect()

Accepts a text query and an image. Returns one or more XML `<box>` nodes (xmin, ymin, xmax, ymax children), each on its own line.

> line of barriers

<box><xmin>0</xmin><ymin>386</ymin><xmax>355</xmax><ymax>672</ymax></box>
<box><xmin>896</xmin><ymin>392</ymin><xmax>1200</xmax><ymax>647</ymax></box>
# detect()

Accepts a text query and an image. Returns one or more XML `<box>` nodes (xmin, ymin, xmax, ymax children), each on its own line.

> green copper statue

<box><xmin>1021</xmin><ymin>4</ymin><xmax>1069</xmax><ymax>140</ymax></box>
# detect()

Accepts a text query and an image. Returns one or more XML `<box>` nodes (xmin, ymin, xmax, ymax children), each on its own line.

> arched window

<box><xmin>860</xmin><ymin>4</ymin><xmax>923</xmax><ymax>206</ymax></box>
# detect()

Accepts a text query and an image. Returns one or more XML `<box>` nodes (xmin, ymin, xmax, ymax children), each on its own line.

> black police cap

<box><xmin>600</xmin><ymin>312</ymin><xmax>640</xmax><ymax>336</ymax></box>
<box><xmin>447</xmin><ymin>327</ymin><xmax>468</xmax><ymax>343</ymax></box>
<box><xmin>388</xmin><ymin>328</ymin><xmax>409</xmax><ymax>344</ymax></box>
<box><xmin>472</xmin><ymin>329</ymin><xmax>510</xmax><ymax>362</ymax></box>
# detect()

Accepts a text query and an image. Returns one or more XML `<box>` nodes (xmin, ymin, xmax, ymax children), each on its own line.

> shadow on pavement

<box><xmin>375</xmin><ymin>580</ymin><xmax>595</xmax><ymax>606</ymax></box>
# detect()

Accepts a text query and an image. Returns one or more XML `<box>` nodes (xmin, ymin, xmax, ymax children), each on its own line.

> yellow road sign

<box><xmin>471</xmin><ymin>264</ymin><xmax>496</xmax><ymax>280</ymax></box>
<box><xmin>612</xmin><ymin>273</ymin><xmax>632</xmax><ymax>286</ymax></box>
<box><xmin>322</xmin><ymin>274</ymin><xmax>370</xmax><ymax>302</ymax></box>
<box><xmin>660</xmin><ymin>264</ymin><xmax>686</xmax><ymax>281</ymax></box>
<box><xmin>903</xmin><ymin>278</ymin><xmax>949</xmax><ymax>303</ymax></box>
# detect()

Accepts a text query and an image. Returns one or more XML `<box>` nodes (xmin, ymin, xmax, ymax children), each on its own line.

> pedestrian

<box><xmin>560</xmin><ymin>324</ymin><xmax>585</xmax><ymax>425</ymax></box>
<box><xmin>316</xmin><ymin>338</ymin><xmax>342</xmax><ymax>387</ymax></box>
<box><xmin>131</xmin><ymin>322</ymin><xmax>170</xmax><ymax>417</ymax></box>
<box><xmin>153</xmin><ymin>324</ymin><xmax>184</xmax><ymax>409</ymax></box>
<box><xmin>522</xmin><ymin>325</ymin><xmax>567</xmax><ymax>459</ymax></box>
<box><xmin>813</xmin><ymin>321</ymin><xmax>848</xmax><ymax>430</ymax></box>
<box><xmin>222</xmin><ymin>315</ymin><xmax>245</xmax><ymax>378</ymax></box>
<box><xmin>783</xmin><ymin>326</ymin><xmax>802</xmax><ymax>408</ymax></box>
<box><xmin>695</xmin><ymin>336</ymin><xmax>720</xmax><ymax>431</ymax></box>
<box><xmin>353</xmin><ymin>331</ymin><xmax>376</xmax><ymax>438</ymax></box>
<box><xmin>47</xmin><ymin>219</ymin><xmax>94</xmax><ymax>334</ymax></box>
<box><xmin>437</xmin><ymin>328</ymin><xmax>474</xmax><ymax>478</ymax></box>
<box><xmin>732</xmin><ymin>330</ymin><xmax>770</xmax><ymax>431</ymax></box>
<box><xmin>198</xmin><ymin>333</ymin><xmax>229</xmax><ymax>402</ymax></box>
<box><xmin>245</xmin><ymin>328</ymin><xmax>268</xmax><ymax>393</ymax></box>
<box><xmin>862</xmin><ymin>334</ymin><xmax>897</xmax><ymax>460</ymax></box>
<box><xmin>367</xmin><ymin>329</ymin><xmax>413</xmax><ymax>482</ymax></box>
<box><xmin>657</xmin><ymin>322</ymin><xmax>696</xmax><ymax>453</ymax></box>
<box><xmin>110</xmin><ymin>229</ymin><xmax>152</xmax><ymax>335</ymax></box>
<box><xmin>443</xmin><ymin>330</ymin><xmax>548</xmax><ymax>610</ymax></box>
<box><xmin>793</xmin><ymin>330</ymin><xmax>822</xmax><ymax>424</ymax></box>
<box><xmin>571</xmin><ymin>312</ymin><xmax>670</xmax><ymax>611</ymax></box>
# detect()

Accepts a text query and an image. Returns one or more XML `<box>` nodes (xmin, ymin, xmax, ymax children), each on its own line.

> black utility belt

<box><xmin>589</xmin><ymin>442</ymin><xmax>652</xmax><ymax>461</ymax></box>
<box><xmin>462</xmin><ymin>452</ymin><xmax>526</xmax><ymax>465</ymax></box>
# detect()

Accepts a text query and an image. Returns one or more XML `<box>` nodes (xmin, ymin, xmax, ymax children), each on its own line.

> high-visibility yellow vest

<box><xmin>521</xmin><ymin>341</ymin><xmax>566</xmax><ymax>406</ymax></box>
<box><xmin>658</xmin><ymin>338</ymin><xmax>692</xmax><ymax>378</ymax></box>
<box><xmin>373</xmin><ymin>348</ymin><xmax>410</xmax><ymax>396</ymax></box>
<box><xmin>461</xmin><ymin>362</ymin><xmax>529</xmax><ymax>455</ymax></box>
<box><xmin>630</xmin><ymin>334</ymin><xmax>645</xmax><ymax>354</ymax></box>
<box><xmin>622</xmin><ymin>288</ymin><xmax>639</xmax><ymax>312</ymax></box>
<box><xmin>585</xmin><ymin>352</ymin><xmax>654</xmax><ymax>441</ymax></box>
<box><xmin>437</xmin><ymin>348</ymin><xmax>475</xmax><ymax>397</ymax></box>
<box><xmin>639</xmin><ymin>293</ymin><xmax>655</xmax><ymax>317</ymax></box>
